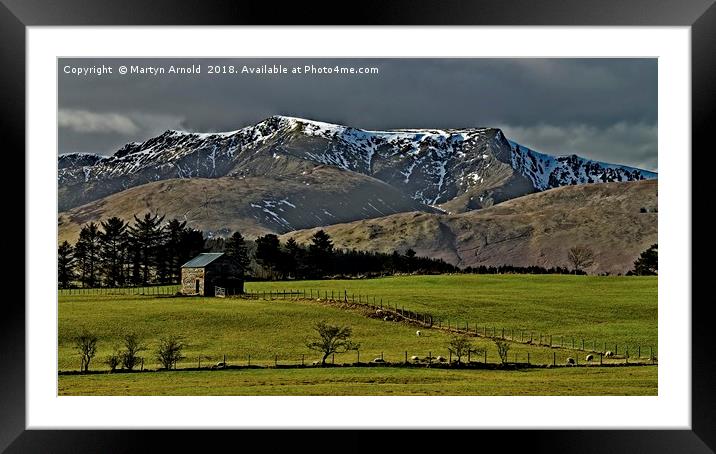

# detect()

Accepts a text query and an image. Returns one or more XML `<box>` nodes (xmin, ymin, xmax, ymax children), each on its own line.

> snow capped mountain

<box><xmin>509</xmin><ymin>140</ymin><xmax>658</xmax><ymax>190</ymax></box>
<box><xmin>58</xmin><ymin>115</ymin><xmax>657</xmax><ymax>212</ymax></box>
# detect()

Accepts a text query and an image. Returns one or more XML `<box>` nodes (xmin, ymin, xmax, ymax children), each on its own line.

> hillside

<box><xmin>58</xmin><ymin>165</ymin><xmax>433</xmax><ymax>244</ymax></box>
<box><xmin>281</xmin><ymin>180</ymin><xmax>658</xmax><ymax>275</ymax></box>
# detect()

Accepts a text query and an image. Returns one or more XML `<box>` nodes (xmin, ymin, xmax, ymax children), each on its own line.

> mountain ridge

<box><xmin>58</xmin><ymin>115</ymin><xmax>657</xmax><ymax>213</ymax></box>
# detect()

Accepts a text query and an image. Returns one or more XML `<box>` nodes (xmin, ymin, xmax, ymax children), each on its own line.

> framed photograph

<box><xmin>4</xmin><ymin>0</ymin><xmax>712</xmax><ymax>451</ymax></box>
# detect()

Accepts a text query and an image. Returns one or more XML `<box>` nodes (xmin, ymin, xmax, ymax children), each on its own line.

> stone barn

<box><xmin>180</xmin><ymin>253</ymin><xmax>244</xmax><ymax>296</ymax></box>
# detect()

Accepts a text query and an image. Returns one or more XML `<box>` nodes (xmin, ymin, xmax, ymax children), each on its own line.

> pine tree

<box><xmin>308</xmin><ymin>230</ymin><xmax>334</xmax><ymax>277</ymax></box>
<box><xmin>255</xmin><ymin>234</ymin><xmax>282</xmax><ymax>278</ymax></box>
<box><xmin>57</xmin><ymin>241</ymin><xmax>75</xmax><ymax>288</ymax></box>
<box><xmin>632</xmin><ymin>244</ymin><xmax>657</xmax><ymax>275</ymax></box>
<box><xmin>179</xmin><ymin>228</ymin><xmax>205</xmax><ymax>267</ymax></box>
<box><xmin>127</xmin><ymin>213</ymin><xmax>166</xmax><ymax>285</ymax></box>
<box><xmin>74</xmin><ymin>223</ymin><xmax>101</xmax><ymax>287</ymax></box>
<box><xmin>225</xmin><ymin>231</ymin><xmax>251</xmax><ymax>279</ymax></box>
<box><xmin>284</xmin><ymin>237</ymin><xmax>301</xmax><ymax>278</ymax></box>
<box><xmin>162</xmin><ymin>219</ymin><xmax>187</xmax><ymax>284</ymax></box>
<box><xmin>99</xmin><ymin>217</ymin><xmax>129</xmax><ymax>287</ymax></box>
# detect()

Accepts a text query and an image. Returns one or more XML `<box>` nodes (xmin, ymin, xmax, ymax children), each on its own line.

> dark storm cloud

<box><xmin>58</xmin><ymin>58</ymin><xmax>657</xmax><ymax>171</ymax></box>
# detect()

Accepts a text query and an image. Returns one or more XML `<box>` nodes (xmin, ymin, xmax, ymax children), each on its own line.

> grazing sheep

<box><xmin>416</xmin><ymin>330</ymin><xmax>422</xmax><ymax>337</ymax></box>
<box><xmin>605</xmin><ymin>351</ymin><xmax>614</xmax><ymax>357</ymax></box>
<box><xmin>312</xmin><ymin>360</ymin><xmax>321</xmax><ymax>366</ymax></box>
<box><xmin>585</xmin><ymin>354</ymin><xmax>594</xmax><ymax>362</ymax></box>
<box><xmin>213</xmin><ymin>361</ymin><xmax>227</xmax><ymax>369</ymax></box>
<box><xmin>436</xmin><ymin>356</ymin><xmax>446</xmax><ymax>363</ymax></box>
<box><xmin>410</xmin><ymin>355</ymin><xmax>421</xmax><ymax>362</ymax></box>
<box><xmin>566</xmin><ymin>357</ymin><xmax>575</xmax><ymax>365</ymax></box>
<box><xmin>371</xmin><ymin>357</ymin><xmax>385</xmax><ymax>363</ymax></box>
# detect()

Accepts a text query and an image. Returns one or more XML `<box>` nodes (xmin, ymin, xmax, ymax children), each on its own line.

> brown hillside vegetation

<box><xmin>57</xmin><ymin>165</ymin><xmax>433</xmax><ymax>244</ymax></box>
<box><xmin>281</xmin><ymin>180</ymin><xmax>658</xmax><ymax>275</ymax></box>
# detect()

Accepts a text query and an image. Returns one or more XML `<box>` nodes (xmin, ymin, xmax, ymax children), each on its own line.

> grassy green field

<box><xmin>58</xmin><ymin>274</ymin><xmax>657</xmax><ymax>395</ymax></box>
<box><xmin>58</xmin><ymin>366</ymin><xmax>657</xmax><ymax>396</ymax></box>
<box><xmin>246</xmin><ymin>275</ymin><xmax>658</xmax><ymax>349</ymax></box>
<box><xmin>59</xmin><ymin>293</ymin><xmax>624</xmax><ymax>371</ymax></box>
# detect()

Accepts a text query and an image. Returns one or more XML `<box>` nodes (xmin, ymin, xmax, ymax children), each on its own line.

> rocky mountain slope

<box><xmin>57</xmin><ymin>165</ymin><xmax>433</xmax><ymax>244</ymax></box>
<box><xmin>59</xmin><ymin>116</ymin><xmax>656</xmax><ymax>212</ymax></box>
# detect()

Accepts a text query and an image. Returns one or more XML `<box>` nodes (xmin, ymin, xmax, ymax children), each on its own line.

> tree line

<box><xmin>58</xmin><ymin>214</ymin><xmax>204</xmax><ymax>288</ymax></box>
<box><xmin>58</xmin><ymin>215</ymin><xmax>457</xmax><ymax>288</ymax></box>
<box><xmin>58</xmin><ymin>214</ymin><xmax>657</xmax><ymax>288</ymax></box>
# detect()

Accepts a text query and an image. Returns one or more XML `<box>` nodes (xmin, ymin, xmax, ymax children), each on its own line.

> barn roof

<box><xmin>181</xmin><ymin>253</ymin><xmax>225</xmax><ymax>268</ymax></box>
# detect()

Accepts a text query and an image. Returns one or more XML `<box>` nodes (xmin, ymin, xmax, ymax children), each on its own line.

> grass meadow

<box><xmin>58</xmin><ymin>274</ymin><xmax>657</xmax><ymax>395</ymax></box>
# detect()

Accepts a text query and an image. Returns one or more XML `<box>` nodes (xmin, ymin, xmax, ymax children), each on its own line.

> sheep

<box><xmin>416</xmin><ymin>330</ymin><xmax>422</xmax><ymax>337</ymax></box>
<box><xmin>605</xmin><ymin>351</ymin><xmax>614</xmax><ymax>357</ymax></box>
<box><xmin>311</xmin><ymin>360</ymin><xmax>321</xmax><ymax>366</ymax></box>
<box><xmin>371</xmin><ymin>357</ymin><xmax>385</xmax><ymax>363</ymax></box>
<box><xmin>410</xmin><ymin>355</ymin><xmax>421</xmax><ymax>362</ymax></box>
<box><xmin>436</xmin><ymin>356</ymin><xmax>446</xmax><ymax>363</ymax></box>
<box><xmin>585</xmin><ymin>354</ymin><xmax>594</xmax><ymax>362</ymax></box>
<box><xmin>566</xmin><ymin>357</ymin><xmax>575</xmax><ymax>365</ymax></box>
<box><xmin>213</xmin><ymin>361</ymin><xmax>227</xmax><ymax>369</ymax></box>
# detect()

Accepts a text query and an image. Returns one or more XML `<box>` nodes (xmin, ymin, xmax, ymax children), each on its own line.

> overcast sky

<box><xmin>58</xmin><ymin>58</ymin><xmax>657</xmax><ymax>171</ymax></box>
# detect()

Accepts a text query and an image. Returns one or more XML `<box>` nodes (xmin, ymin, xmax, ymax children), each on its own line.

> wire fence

<box><xmin>59</xmin><ymin>285</ymin><xmax>658</xmax><ymax>370</ymax></box>
<box><xmin>60</xmin><ymin>346</ymin><xmax>658</xmax><ymax>375</ymax></box>
<box><xmin>58</xmin><ymin>285</ymin><xmax>181</xmax><ymax>296</ymax></box>
<box><xmin>240</xmin><ymin>288</ymin><xmax>657</xmax><ymax>361</ymax></box>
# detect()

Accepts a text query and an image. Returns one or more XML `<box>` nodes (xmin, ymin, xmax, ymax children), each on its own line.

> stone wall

<box><xmin>181</xmin><ymin>267</ymin><xmax>205</xmax><ymax>295</ymax></box>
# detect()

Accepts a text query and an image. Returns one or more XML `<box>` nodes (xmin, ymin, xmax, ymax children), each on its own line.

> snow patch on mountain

<box><xmin>508</xmin><ymin>140</ymin><xmax>657</xmax><ymax>190</ymax></box>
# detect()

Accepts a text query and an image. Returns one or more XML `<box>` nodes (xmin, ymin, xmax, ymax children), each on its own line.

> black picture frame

<box><xmin>2</xmin><ymin>0</ymin><xmax>712</xmax><ymax>451</ymax></box>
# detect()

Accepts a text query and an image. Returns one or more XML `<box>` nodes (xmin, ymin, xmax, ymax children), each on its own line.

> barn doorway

<box><xmin>195</xmin><ymin>279</ymin><xmax>200</xmax><ymax>294</ymax></box>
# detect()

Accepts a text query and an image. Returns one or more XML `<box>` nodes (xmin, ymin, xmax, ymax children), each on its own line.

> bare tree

<box><xmin>447</xmin><ymin>335</ymin><xmax>484</xmax><ymax>365</ymax></box>
<box><xmin>73</xmin><ymin>331</ymin><xmax>98</xmax><ymax>372</ymax></box>
<box><xmin>306</xmin><ymin>321</ymin><xmax>360</xmax><ymax>366</ymax></box>
<box><xmin>567</xmin><ymin>246</ymin><xmax>595</xmax><ymax>274</ymax></box>
<box><xmin>157</xmin><ymin>336</ymin><xmax>186</xmax><ymax>370</ymax></box>
<box><xmin>104</xmin><ymin>349</ymin><xmax>121</xmax><ymax>372</ymax></box>
<box><xmin>494</xmin><ymin>340</ymin><xmax>511</xmax><ymax>364</ymax></box>
<box><xmin>120</xmin><ymin>333</ymin><xmax>147</xmax><ymax>371</ymax></box>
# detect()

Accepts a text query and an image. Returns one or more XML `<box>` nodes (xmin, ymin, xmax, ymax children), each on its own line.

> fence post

<box><xmin>449</xmin><ymin>351</ymin><xmax>452</xmax><ymax>364</ymax></box>
<box><xmin>484</xmin><ymin>350</ymin><xmax>487</xmax><ymax>364</ymax></box>
<box><xmin>553</xmin><ymin>352</ymin><xmax>556</xmax><ymax>366</ymax></box>
<box><xmin>527</xmin><ymin>352</ymin><xmax>530</xmax><ymax>365</ymax></box>
<box><xmin>405</xmin><ymin>351</ymin><xmax>408</xmax><ymax>364</ymax></box>
<box><xmin>615</xmin><ymin>344</ymin><xmax>618</xmax><ymax>356</ymax></box>
<box><xmin>248</xmin><ymin>354</ymin><xmax>251</xmax><ymax>367</ymax></box>
<box><xmin>381</xmin><ymin>352</ymin><xmax>384</xmax><ymax>361</ymax></box>
<box><xmin>141</xmin><ymin>358</ymin><xmax>144</xmax><ymax>371</ymax></box>
<box><xmin>332</xmin><ymin>353</ymin><xmax>335</xmax><ymax>365</ymax></box>
<box><xmin>599</xmin><ymin>352</ymin><xmax>603</xmax><ymax>365</ymax></box>
<box><xmin>357</xmin><ymin>350</ymin><xmax>360</xmax><ymax>363</ymax></box>
<box><xmin>549</xmin><ymin>335</ymin><xmax>552</xmax><ymax>347</ymax></box>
